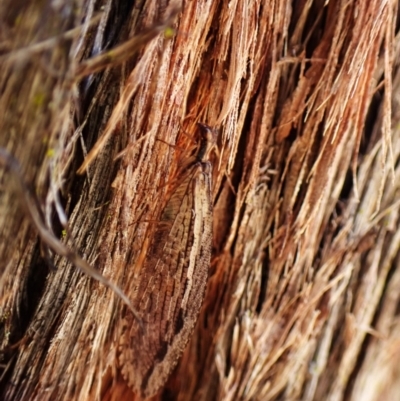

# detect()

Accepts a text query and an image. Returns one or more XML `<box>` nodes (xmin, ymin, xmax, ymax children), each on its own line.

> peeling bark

<box><xmin>1</xmin><ymin>1</ymin><xmax>400</xmax><ymax>400</ymax></box>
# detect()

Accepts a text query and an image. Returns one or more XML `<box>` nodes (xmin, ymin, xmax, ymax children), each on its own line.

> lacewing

<box><xmin>118</xmin><ymin>123</ymin><xmax>216</xmax><ymax>398</ymax></box>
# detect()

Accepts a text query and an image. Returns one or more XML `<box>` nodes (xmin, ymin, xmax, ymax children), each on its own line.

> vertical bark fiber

<box><xmin>1</xmin><ymin>1</ymin><xmax>399</xmax><ymax>400</ymax></box>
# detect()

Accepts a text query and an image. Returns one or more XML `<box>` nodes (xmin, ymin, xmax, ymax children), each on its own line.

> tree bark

<box><xmin>1</xmin><ymin>1</ymin><xmax>399</xmax><ymax>400</ymax></box>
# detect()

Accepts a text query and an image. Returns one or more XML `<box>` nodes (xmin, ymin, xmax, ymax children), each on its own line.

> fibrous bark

<box><xmin>1</xmin><ymin>1</ymin><xmax>399</xmax><ymax>400</ymax></box>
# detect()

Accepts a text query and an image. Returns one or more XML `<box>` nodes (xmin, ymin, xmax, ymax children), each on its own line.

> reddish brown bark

<box><xmin>1</xmin><ymin>1</ymin><xmax>399</xmax><ymax>400</ymax></box>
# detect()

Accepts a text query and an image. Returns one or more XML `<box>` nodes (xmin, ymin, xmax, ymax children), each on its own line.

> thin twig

<box><xmin>0</xmin><ymin>147</ymin><xmax>141</xmax><ymax>323</ymax></box>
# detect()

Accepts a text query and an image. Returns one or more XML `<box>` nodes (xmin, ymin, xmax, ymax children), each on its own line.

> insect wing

<box><xmin>119</xmin><ymin>161</ymin><xmax>212</xmax><ymax>398</ymax></box>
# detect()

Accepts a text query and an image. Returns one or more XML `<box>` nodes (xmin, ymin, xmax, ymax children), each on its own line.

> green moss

<box><xmin>46</xmin><ymin>148</ymin><xmax>55</xmax><ymax>157</ymax></box>
<box><xmin>32</xmin><ymin>92</ymin><xmax>46</xmax><ymax>107</ymax></box>
<box><xmin>164</xmin><ymin>27</ymin><xmax>175</xmax><ymax>39</ymax></box>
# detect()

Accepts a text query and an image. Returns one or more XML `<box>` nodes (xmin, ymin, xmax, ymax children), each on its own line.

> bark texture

<box><xmin>1</xmin><ymin>1</ymin><xmax>399</xmax><ymax>400</ymax></box>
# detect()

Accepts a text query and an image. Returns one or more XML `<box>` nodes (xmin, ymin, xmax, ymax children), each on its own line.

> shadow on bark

<box><xmin>1</xmin><ymin>1</ymin><xmax>400</xmax><ymax>400</ymax></box>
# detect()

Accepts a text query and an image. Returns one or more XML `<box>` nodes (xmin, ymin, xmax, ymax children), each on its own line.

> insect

<box><xmin>118</xmin><ymin>122</ymin><xmax>216</xmax><ymax>398</ymax></box>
